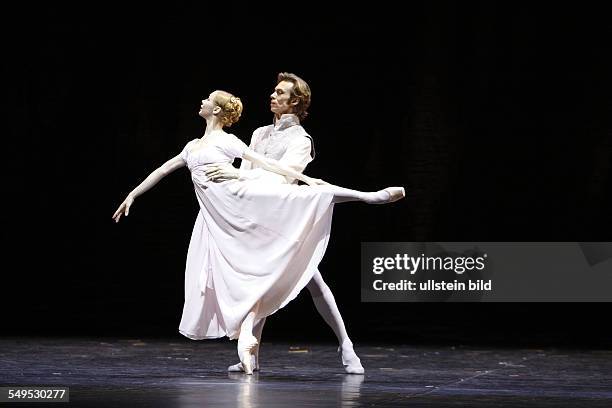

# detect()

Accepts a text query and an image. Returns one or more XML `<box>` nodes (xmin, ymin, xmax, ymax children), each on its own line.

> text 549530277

<box><xmin>0</xmin><ymin>387</ymin><xmax>69</xmax><ymax>402</ymax></box>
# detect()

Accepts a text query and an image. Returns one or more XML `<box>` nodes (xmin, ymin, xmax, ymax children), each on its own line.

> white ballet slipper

<box><xmin>338</xmin><ymin>341</ymin><xmax>365</xmax><ymax>375</ymax></box>
<box><xmin>379</xmin><ymin>187</ymin><xmax>405</xmax><ymax>204</ymax></box>
<box><xmin>227</xmin><ymin>353</ymin><xmax>259</xmax><ymax>372</ymax></box>
<box><xmin>237</xmin><ymin>334</ymin><xmax>259</xmax><ymax>375</ymax></box>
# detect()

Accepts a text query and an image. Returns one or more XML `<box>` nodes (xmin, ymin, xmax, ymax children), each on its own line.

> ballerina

<box><xmin>112</xmin><ymin>89</ymin><xmax>404</xmax><ymax>374</ymax></box>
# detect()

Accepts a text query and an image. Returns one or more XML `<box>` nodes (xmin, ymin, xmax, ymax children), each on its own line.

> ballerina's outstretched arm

<box><xmin>242</xmin><ymin>149</ymin><xmax>405</xmax><ymax>204</ymax></box>
<box><xmin>241</xmin><ymin>148</ymin><xmax>325</xmax><ymax>186</ymax></box>
<box><xmin>112</xmin><ymin>154</ymin><xmax>186</xmax><ymax>223</ymax></box>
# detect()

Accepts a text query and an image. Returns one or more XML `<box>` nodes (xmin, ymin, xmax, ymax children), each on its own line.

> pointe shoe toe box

<box><xmin>383</xmin><ymin>187</ymin><xmax>405</xmax><ymax>203</ymax></box>
<box><xmin>345</xmin><ymin>364</ymin><xmax>365</xmax><ymax>374</ymax></box>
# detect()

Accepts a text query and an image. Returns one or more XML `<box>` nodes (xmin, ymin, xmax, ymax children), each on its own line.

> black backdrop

<box><xmin>4</xmin><ymin>2</ymin><xmax>611</xmax><ymax>347</ymax></box>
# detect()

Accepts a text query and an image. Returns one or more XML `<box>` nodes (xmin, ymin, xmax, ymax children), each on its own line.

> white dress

<box><xmin>177</xmin><ymin>134</ymin><xmax>335</xmax><ymax>340</ymax></box>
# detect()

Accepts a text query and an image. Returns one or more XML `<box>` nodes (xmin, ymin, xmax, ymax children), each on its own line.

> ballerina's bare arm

<box><xmin>241</xmin><ymin>148</ymin><xmax>327</xmax><ymax>186</ymax></box>
<box><xmin>206</xmin><ymin>132</ymin><xmax>313</xmax><ymax>183</ymax></box>
<box><xmin>112</xmin><ymin>154</ymin><xmax>186</xmax><ymax>223</ymax></box>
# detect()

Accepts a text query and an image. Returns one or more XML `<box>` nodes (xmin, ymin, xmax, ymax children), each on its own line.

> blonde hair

<box><xmin>277</xmin><ymin>72</ymin><xmax>311</xmax><ymax>121</ymax></box>
<box><xmin>213</xmin><ymin>90</ymin><xmax>243</xmax><ymax>127</ymax></box>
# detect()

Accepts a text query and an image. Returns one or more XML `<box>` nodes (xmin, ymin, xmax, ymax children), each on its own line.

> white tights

<box><xmin>324</xmin><ymin>185</ymin><xmax>391</xmax><ymax>204</ymax></box>
<box><xmin>250</xmin><ymin>270</ymin><xmax>353</xmax><ymax>347</ymax></box>
<box><xmin>230</xmin><ymin>271</ymin><xmax>363</xmax><ymax>373</ymax></box>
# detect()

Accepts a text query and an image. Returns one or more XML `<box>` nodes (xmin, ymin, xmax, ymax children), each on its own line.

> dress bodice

<box><xmin>181</xmin><ymin>134</ymin><xmax>247</xmax><ymax>172</ymax></box>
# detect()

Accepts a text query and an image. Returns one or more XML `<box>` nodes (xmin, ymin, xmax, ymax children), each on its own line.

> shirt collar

<box><xmin>273</xmin><ymin>113</ymin><xmax>300</xmax><ymax>131</ymax></box>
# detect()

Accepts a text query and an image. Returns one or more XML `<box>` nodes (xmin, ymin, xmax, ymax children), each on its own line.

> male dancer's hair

<box><xmin>277</xmin><ymin>72</ymin><xmax>311</xmax><ymax>120</ymax></box>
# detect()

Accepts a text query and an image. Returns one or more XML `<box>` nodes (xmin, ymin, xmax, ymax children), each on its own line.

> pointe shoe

<box><xmin>228</xmin><ymin>353</ymin><xmax>259</xmax><ymax>372</ymax></box>
<box><xmin>381</xmin><ymin>187</ymin><xmax>405</xmax><ymax>204</ymax></box>
<box><xmin>237</xmin><ymin>334</ymin><xmax>259</xmax><ymax>375</ymax></box>
<box><xmin>338</xmin><ymin>341</ymin><xmax>365</xmax><ymax>375</ymax></box>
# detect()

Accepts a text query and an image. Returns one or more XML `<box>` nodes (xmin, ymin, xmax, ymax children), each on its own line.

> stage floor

<box><xmin>1</xmin><ymin>337</ymin><xmax>611</xmax><ymax>407</ymax></box>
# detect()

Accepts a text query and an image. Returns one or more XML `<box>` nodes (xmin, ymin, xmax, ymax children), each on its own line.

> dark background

<box><xmin>4</xmin><ymin>2</ymin><xmax>611</xmax><ymax>348</ymax></box>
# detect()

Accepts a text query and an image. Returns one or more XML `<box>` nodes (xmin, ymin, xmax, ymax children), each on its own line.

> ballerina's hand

<box><xmin>112</xmin><ymin>195</ymin><xmax>134</xmax><ymax>223</ymax></box>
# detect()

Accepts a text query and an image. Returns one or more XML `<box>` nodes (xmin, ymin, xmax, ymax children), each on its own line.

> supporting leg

<box><xmin>228</xmin><ymin>316</ymin><xmax>266</xmax><ymax>372</ymax></box>
<box><xmin>237</xmin><ymin>301</ymin><xmax>260</xmax><ymax>375</ymax></box>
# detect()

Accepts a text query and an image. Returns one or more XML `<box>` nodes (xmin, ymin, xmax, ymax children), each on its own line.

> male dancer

<box><xmin>204</xmin><ymin>72</ymin><xmax>364</xmax><ymax>374</ymax></box>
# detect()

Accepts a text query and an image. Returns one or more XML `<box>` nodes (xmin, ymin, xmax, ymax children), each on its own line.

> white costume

<box><xmin>177</xmin><ymin>132</ymin><xmax>334</xmax><ymax>340</ymax></box>
<box><xmin>239</xmin><ymin>114</ymin><xmax>314</xmax><ymax>185</ymax></box>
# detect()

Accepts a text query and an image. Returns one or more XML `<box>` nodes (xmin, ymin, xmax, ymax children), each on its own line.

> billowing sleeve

<box><xmin>180</xmin><ymin>139</ymin><xmax>196</xmax><ymax>162</ymax></box>
<box><xmin>223</xmin><ymin>134</ymin><xmax>249</xmax><ymax>159</ymax></box>
<box><xmin>279</xmin><ymin>134</ymin><xmax>314</xmax><ymax>175</ymax></box>
<box><xmin>252</xmin><ymin>134</ymin><xmax>313</xmax><ymax>185</ymax></box>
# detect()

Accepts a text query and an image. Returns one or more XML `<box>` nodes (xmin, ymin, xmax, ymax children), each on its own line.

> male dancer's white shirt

<box><xmin>239</xmin><ymin>113</ymin><xmax>314</xmax><ymax>184</ymax></box>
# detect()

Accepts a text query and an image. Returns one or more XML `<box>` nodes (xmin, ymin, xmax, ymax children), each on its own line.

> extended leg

<box><xmin>307</xmin><ymin>271</ymin><xmax>364</xmax><ymax>374</ymax></box>
<box><xmin>321</xmin><ymin>185</ymin><xmax>404</xmax><ymax>204</ymax></box>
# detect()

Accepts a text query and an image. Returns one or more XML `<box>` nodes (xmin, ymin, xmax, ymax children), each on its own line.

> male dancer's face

<box><xmin>270</xmin><ymin>80</ymin><xmax>297</xmax><ymax>119</ymax></box>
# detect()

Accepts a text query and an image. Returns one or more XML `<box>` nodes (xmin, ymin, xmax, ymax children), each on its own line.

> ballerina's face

<box><xmin>199</xmin><ymin>91</ymin><xmax>219</xmax><ymax>118</ymax></box>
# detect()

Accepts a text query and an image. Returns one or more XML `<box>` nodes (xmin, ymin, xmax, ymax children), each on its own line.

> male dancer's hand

<box><xmin>205</xmin><ymin>163</ymin><xmax>240</xmax><ymax>182</ymax></box>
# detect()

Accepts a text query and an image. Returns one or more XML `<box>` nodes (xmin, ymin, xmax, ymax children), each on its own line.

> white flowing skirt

<box><xmin>178</xmin><ymin>168</ymin><xmax>334</xmax><ymax>340</ymax></box>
